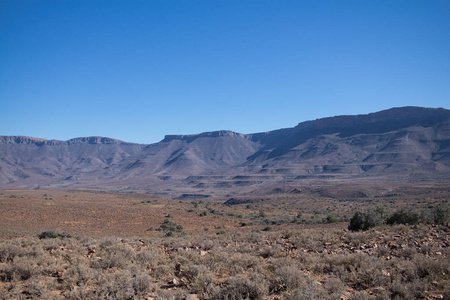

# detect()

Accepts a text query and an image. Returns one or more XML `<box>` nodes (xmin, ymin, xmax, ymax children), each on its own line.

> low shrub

<box><xmin>324</xmin><ymin>214</ymin><xmax>338</xmax><ymax>223</ymax></box>
<box><xmin>349</xmin><ymin>205</ymin><xmax>449</xmax><ymax>231</ymax></box>
<box><xmin>431</xmin><ymin>204</ymin><xmax>450</xmax><ymax>224</ymax></box>
<box><xmin>38</xmin><ymin>231</ymin><xmax>71</xmax><ymax>239</ymax></box>
<box><xmin>213</xmin><ymin>273</ymin><xmax>267</xmax><ymax>300</ymax></box>
<box><xmin>387</xmin><ymin>209</ymin><xmax>420</xmax><ymax>225</ymax></box>
<box><xmin>348</xmin><ymin>206</ymin><xmax>391</xmax><ymax>231</ymax></box>
<box><xmin>287</xmin><ymin>275</ymin><xmax>327</xmax><ymax>299</ymax></box>
<box><xmin>156</xmin><ymin>219</ymin><xmax>184</xmax><ymax>236</ymax></box>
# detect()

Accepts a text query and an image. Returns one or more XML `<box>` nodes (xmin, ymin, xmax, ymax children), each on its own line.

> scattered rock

<box><xmin>175</xmin><ymin>262</ymin><xmax>182</xmax><ymax>276</ymax></box>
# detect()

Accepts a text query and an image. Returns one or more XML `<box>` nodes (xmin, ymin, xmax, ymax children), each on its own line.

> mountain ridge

<box><xmin>1</xmin><ymin>106</ymin><xmax>450</xmax><ymax>197</ymax></box>
<box><xmin>0</xmin><ymin>135</ymin><xmax>136</xmax><ymax>145</ymax></box>
<box><xmin>3</xmin><ymin>106</ymin><xmax>448</xmax><ymax>146</ymax></box>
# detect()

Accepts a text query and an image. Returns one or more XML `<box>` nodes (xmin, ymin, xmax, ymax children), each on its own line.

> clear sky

<box><xmin>1</xmin><ymin>0</ymin><xmax>449</xmax><ymax>144</ymax></box>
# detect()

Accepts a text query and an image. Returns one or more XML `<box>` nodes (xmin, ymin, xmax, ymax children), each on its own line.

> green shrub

<box><xmin>324</xmin><ymin>214</ymin><xmax>338</xmax><ymax>223</ymax></box>
<box><xmin>387</xmin><ymin>209</ymin><xmax>420</xmax><ymax>225</ymax></box>
<box><xmin>431</xmin><ymin>205</ymin><xmax>449</xmax><ymax>224</ymax></box>
<box><xmin>38</xmin><ymin>231</ymin><xmax>71</xmax><ymax>239</ymax></box>
<box><xmin>348</xmin><ymin>206</ymin><xmax>391</xmax><ymax>231</ymax></box>
<box><xmin>156</xmin><ymin>219</ymin><xmax>184</xmax><ymax>236</ymax></box>
<box><xmin>348</xmin><ymin>212</ymin><xmax>369</xmax><ymax>231</ymax></box>
<box><xmin>350</xmin><ymin>205</ymin><xmax>449</xmax><ymax>231</ymax></box>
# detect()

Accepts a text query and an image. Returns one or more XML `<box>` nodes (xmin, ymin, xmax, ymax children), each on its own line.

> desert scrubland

<box><xmin>0</xmin><ymin>186</ymin><xmax>448</xmax><ymax>299</ymax></box>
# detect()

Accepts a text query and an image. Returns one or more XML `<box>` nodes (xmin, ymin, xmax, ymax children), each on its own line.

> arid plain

<box><xmin>0</xmin><ymin>182</ymin><xmax>449</xmax><ymax>299</ymax></box>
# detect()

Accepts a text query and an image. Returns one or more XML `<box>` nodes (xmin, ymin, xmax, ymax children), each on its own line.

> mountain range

<box><xmin>1</xmin><ymin>106</ymin><xmax>450</xmax><ymax>198</ymax></box>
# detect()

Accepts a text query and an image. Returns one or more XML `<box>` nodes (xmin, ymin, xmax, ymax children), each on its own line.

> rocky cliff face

<box><xmin>1</xmin><ymin>107</ymin><xmax>449</xmax><ymax>195</ymax></box>
<box><xmin>0</xmin><ymin>136</ymin><xmax>133</xmax><ymax>145</ymax></box>
<box><xmin>163</xmin><ymin>130</ymin><xmax>251</xmax><ymax>142</ymax></box>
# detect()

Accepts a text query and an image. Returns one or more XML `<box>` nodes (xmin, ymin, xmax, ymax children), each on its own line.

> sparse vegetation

<box><xmin>1</xmin><ymin>223</ymin><xmax>449</xmax><ymax>299</ymax></box>
<box><xmin>349</xmin><ymin>204</ymin><xmax>449</xmax><ymax>231</ymax></box>
<box><xmin>0</xmin><ymin>188</ymin><xmax>449</xmax><ymax>299</ymax></box>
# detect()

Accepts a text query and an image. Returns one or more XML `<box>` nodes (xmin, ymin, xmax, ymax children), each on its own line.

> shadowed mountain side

<box><xmin>244</xmin><ymin>122</ymin><xmax>450</xmax><ymax>179</ymax></box>
<box><xmin>247</xmin><ymin>107</ymin><xmax>450</xmax><ymax>161</ymax></box>
<box><xmin>1</xmin><ymin>107</ymin><xmax>450</xmax><ymax>195</ymax></box>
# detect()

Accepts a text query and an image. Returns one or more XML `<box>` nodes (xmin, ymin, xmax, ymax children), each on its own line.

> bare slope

<box><xmin>0</xmin><ymin>136</ymin><xmax>145</xmax><ymax>188</ymax></box>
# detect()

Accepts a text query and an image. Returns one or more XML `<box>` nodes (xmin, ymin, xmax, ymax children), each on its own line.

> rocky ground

<box><xmin>1</xmin><ymin>223</ymin><xmax>448</xmax><ymax>299</ymax></box>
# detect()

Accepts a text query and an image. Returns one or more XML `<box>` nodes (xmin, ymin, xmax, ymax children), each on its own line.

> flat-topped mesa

<box><xmin>293</xmin><ymin>106</ymin><xmax>450</xmax><ymax>134</ymax></box>
<box><xmin>162</xmin><ymin>130</ymin><xmax>250</xmax><ymax>142</ymax></box>
<box><xmin>66</xmin><ymin>136</ymin><xmax>127</xmax><ymax>145</ymax></box>
<box><xmin>0</xmin><ymin>136</ymin><xmax>51</xmax><ymax>145</ymax></box>
<box><xmin>0</xmin><ymin>135</ymin><xmax>134</xmax><ymax>145</ymax></box>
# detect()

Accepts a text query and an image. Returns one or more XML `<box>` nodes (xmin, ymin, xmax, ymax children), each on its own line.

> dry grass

<box><xmin>0</xmin><ymin>187</ymin><xmax>449</xmax><ymax>299</ymax></box>
<box><xmin>0</xmin><ymin>224</ymin><xmax>448</xmax><ymax>299</ymax></box>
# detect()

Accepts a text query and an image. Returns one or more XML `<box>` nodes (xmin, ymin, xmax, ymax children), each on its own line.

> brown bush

<box><xmin>0</xmin><ymin>222</ymin><xmax>448</xmax><ymax>300</ymax></box>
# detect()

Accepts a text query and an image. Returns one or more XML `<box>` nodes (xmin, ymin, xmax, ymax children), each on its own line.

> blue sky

<box><xmin>1</xmin><ymin>0</ymin><xmax>449</xmax><ymax>144</ymax></box>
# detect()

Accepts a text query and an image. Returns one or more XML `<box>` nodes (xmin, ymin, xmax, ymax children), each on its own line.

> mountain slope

<box><xmin>0</xmin><ymin>136</ymin><xmax>145</xmax><ymax>188</ymax></box>
<box><xmin>1</xmin><ymin>107</ymin><xmax>449</xmax><ymax>195</ymax></box>
<box><xmin>110</xmin><ymin>131</ymin><xmax>260</xmax><ymax>178</ymax></box>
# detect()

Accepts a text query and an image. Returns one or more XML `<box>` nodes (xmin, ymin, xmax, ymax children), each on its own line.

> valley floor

<box><xmin>0</xmin><ymin>187</ymin><xmax>449</xmax><ymax>299</ymax></box>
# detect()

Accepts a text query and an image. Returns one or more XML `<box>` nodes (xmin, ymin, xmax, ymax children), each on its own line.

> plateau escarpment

<box><xmin>1</xmin><ymin>107</ymin><xmax>450</xmax><ymax>197</ymax></box>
